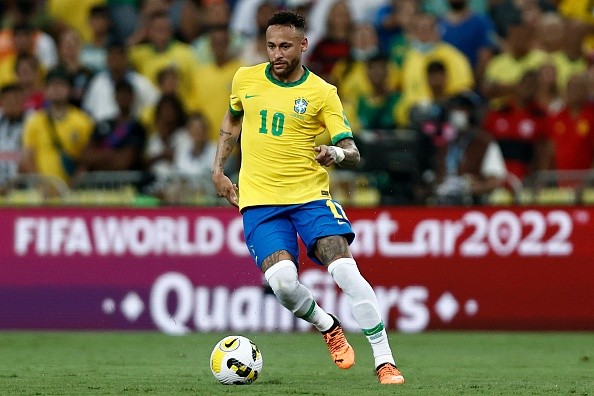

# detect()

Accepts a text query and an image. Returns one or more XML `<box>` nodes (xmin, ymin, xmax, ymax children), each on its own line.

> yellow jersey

<box><xmin>129</xmin><ymin>41</ymin><xmax>197</xmax><ymax>106</ymax></box>
<box><xmin>22</xmin><ymin>107</ymin><xmax>94</xmax><ymax>182</ymax></box>
<box><xmin>189</xmin><ymin>59</ymin><xmax>244</xmax><ymax>142</ymax></box>
<box><xmin>229</xmin><ymin>63</ymin><xmax>353</xmax><ymax>210</ymax></box>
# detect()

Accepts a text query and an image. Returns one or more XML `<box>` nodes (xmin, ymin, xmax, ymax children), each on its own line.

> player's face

<box><xmin>266</xmin><ymin>25</ymin><xmax>307</xmax><ymax>81</ymax></box>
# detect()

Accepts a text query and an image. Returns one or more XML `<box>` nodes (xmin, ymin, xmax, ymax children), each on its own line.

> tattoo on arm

<box><xmin>336</xmin><ymin>138</ymin><xmax>360</xmax><ymax>169</ymax></box>
<box><xmin>214</xmin><ymin>129</ymin><xmax>238</xmax><ymax>172</ymax></box>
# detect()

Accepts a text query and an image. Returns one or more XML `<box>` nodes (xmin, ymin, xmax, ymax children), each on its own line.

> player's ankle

<box><xmin>321</xmin><ymin>314</ymin><xmax>340</xmax><ymax>334</ymax></box>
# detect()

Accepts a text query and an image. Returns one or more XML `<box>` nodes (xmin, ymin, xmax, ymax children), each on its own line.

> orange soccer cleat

<box><xmin>321</xmin><ymin>314</ymin><xmax>355</xmax><ymax>369</ymax></box>
<box><xmin>376</xmin><ymin>363</ymin><xmax>405</xmax><ymax>384</ymax></box>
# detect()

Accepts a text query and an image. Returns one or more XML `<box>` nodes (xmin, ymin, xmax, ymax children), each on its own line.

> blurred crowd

<box><xmin>0</xmin><ymin>0</ymin><xmax>593</xmax><ymax>205</ymax></box>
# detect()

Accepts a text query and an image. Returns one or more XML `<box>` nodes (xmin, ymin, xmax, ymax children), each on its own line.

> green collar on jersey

<box><xmin>265</xmin><ymin>64</ymin><xmax>310</xmax><ymax>87</ymax></box>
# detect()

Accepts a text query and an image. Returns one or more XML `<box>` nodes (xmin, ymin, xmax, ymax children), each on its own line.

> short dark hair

<box><xmin>156</xmin><ymin>66</ymin><xmax>178</xmax><ymax>85</ymax></box>
<box><xmin>45</xmin><ymin>67</ymin><xmax>71</xmax><ymax>85</ymax></box>
<box><xmin>115</xmin><ymin>79</ymin><xmax>134</xmax><ymax>95</ymax></box>
<box><xmin>89</xmin><ymin>4</ymin><xmax>110</xmax><ymax>18</ymax></box>
<box><xmin>149</xmin><ymin>10</ymin><xmax>170</xmax><ymax>23</ymax></box>
<box><xmin>14</xmin><ymin>52</ymin><xmax>39</xmax><ymax>72</ymax></box>
<box><xmin>427</xmin><ymin>60</ymin><xmax>446</xmax><ymax>75</ymax></box>
<box><xmin>267</xmin><ymin>11</ymin><xmax>306</xmax><ymax>31</ymax></box>
<box><xmin>12</xmin><ymin>23</ymin><xmax>34</xmax><ymax>34</ymax></box>
<box><xmin>0</xmin><ymin>83</ymin><xmax>22</xmax><ymax>95</ymax></box>
<box><xmin>367</xmin><ymin>52</ymin><xmax>389</xmax><ymax>64</ymax></box>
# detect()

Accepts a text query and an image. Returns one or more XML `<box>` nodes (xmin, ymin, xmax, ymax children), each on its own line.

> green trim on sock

<box><xmin>362</xmin><ymin>322</ymin><xmax>385</xmax><ymax>336</ymax></box>
<box><xmin>300</xmin><ymin>301</ymin><xmax>316</xmax><ymax>320</ymax></box>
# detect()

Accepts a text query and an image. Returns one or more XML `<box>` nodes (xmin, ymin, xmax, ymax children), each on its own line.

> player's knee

<box><xmin>328</xmin><ymin>257</ymin><xmax>358</xmax><ymax>279</ymax></box>
<box><xmin>328</xmin><ymin>257</ymin><xmax>370</xmax><ymax>291</ymax></box>
<box><xmin>264</xmin><ymin>260</ymin><xmax>299</xmax><ymax>296</ymax></box>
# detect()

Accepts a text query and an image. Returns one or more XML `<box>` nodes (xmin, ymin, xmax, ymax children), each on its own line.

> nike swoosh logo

<box><xmin>245</xmin><ymin>94</ymin><xmax>259</xmax><ymax>99</ymax></box>
<box><xmin>337</xmin><ymin>220</ymin><xmax>346</xmax><ymax>225</ymax></box>
<box><xmin>224</xmin><ymin>337</ymin><xmax>238</xmax><ymax>348</ymax></box>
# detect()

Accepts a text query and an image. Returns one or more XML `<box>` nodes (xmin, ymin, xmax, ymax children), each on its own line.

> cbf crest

<box><xmin>294</xmin><ymin>97</ymin><xmax>308</xmax><ymax>114</ymax></box>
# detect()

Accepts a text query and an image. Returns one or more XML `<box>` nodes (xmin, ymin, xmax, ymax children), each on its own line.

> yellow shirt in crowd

<box><xmin>46</xmin><ymin>0</ymin><xmax>106</xmax><ymax>43</ymax></box>
<box><xmin>398</xmin><ymin>42</ymin><xmax>474</xmax><ymax>125</ymax></box>
<box><xmin>129</xmin><ymin>41</ymin><xmax>197</xmax><ymax>107</ymax></box>
<box><xmin>189</xmin><ymin>59</ymin><xmax>244</xmax><ymax>142</ymax></box>
<box><xmin>22</xmin><ymin>107</ymin><xmax>94</xmax><ymax>182</ymax></box>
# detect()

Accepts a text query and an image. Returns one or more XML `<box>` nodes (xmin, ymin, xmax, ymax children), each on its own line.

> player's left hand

<box><xmin>314</xmin><ymin>145</ymin><xmax>336</xmax><ymax>167</ymax></box>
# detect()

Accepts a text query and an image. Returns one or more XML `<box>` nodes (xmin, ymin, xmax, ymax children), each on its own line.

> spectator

<box><xmin>558</xmin><ymin>0</ymin><xmax>594</xmax><ymax>59</ymax></box>
<box><xmin>425</xmin><ymin>60</ymin><xmax>450</xmax><ymax>104</ymax></box>
<box><xmin>173</xmin><ymin>112</ymin><xmax>217</xmax><ymax>196</ymax></box>
<box><xmin>143</xmin><ymin>93</ymin><xmax>186</xmax><ymax>197</ymax></box>
<box><xmin>355</xmin><ymin>53</ymin><xmax>403</xmax><ymax>130</ymax></box>
<box><xmin>437</xmin><ymin>0</ymin><xmax>497</xmax><ymax>84</ymax></box>
<box><xmin>544</xmin><ymin>73</ymin><xmax>594</xmax><ymax>177</ymax></box>
<box><xmin>373</xmin><ymin>0</ymin><xmax>417</xmax><ymax>55</ymax></box>
<box><xmin>537</xmin><ymin>13</ymin><xmax>587</xmax><ymax>94</ymax></box>
<box><xmin>397</xmin><ymin>12</ymin><xmax>474</xmax><ymax>127</ymax></box>
<box><xmin>107</xmin><ymin>0</ymin><xmax>141</xmax><ymax>44</ymax></box>
<box><xmin>239</xmin><ymin>1</ymin><xmax>277</xmax><ymax>66</ymax></box>
<box><xmin>192</xmin><ymin>2</ymin><xmax>243</xmax><ymax>65</ymax></box>
<box><xmin>483</xmin><ymin>70</ymin><xmax>549</xmax><ymax>182</ymax></box>
<box><xmin>535</xmin><ymin>62</ymin><xmax>563</xmax><ymax>114</ymax></box>
<box><xmin>83</xmin><ymin>42</ymin><xmax>159</xmax><ymax>122</ymax></box>
<box><xmin>55</xmin><ymin>29</ymin><xmax>94</xmax><ymax>108</ymax></box>
<box><xmin>331</xmin><ymin>23</ymin><xmax>400</xmax><ymax>126</ymax></box>
<box><xmin>128</xmin><ymin>11</ymin><xmax>197</xmax><ymax>107</ymax></box>
<box><xmin>177</xmin><ymin>0</ymin><xmax>203</xmax><ymax>43</ymax></box>
<box><xmin>306</xmin><ymin>0</ymin><xmax>353</xmax><ymax>82</ymax></box>
<box><xmin>0</xmin><ymin>23</ymin><xmax>48</xmax><ymax>87</ymax></box>
<box><xmin>14</xmin><ymin>53</ymin><xmax>45</xmax><ymax>112</ymax></box>
<box><xmin>433</xmin><ymin>91</ymin><xmax>507</xmax><ymax>205</ymax></box>
<box><xmin>425</xmin><ymin>0</ymin><xmax>489</xmax><ymax>17</ymax></box>
<box><xmin>138</xmin><ymin>65</ymin><xmax>188</xmax><ymax>132</ymax></box>
<box><xmin>489</xmin><ymin>0</ymin><xmax>556</xmax><ymax>40</ymax></box>
<box><xmin>189</xmin><ymin>25</ymin><xmax>243</xmax><ymax>142</ymax></box>
<box><xmin>408</xmin><ymin>60</ymin><xmax>453</xmax><ymax>132</ymax></box>
<box><xmin>231</xmin><ymin>0</ymin><xmax>280</xmax><ymax>39</ymax></box>
<box><xmin>0</xmin><ymin>5</ymin><xmax>58</xmax><ymax>70</ymax></box>
<box><xmin>20</xmin><ymin>68</ymin><xmax>94</xmax><ymax>184</ymax></box>
<box><xmin>0</xmin><ymin>84</ymin><xmax>26</xmax><ymax>192</ymax></box>
<box><xmin>481</xmin><ymin>17</ymin><xmax>548</xmax><ymax>102</ymax></box>
<box><xmin>77</xmin><ymin>79</ymin><xmax>147</xmax><ymax>173</ymax></box>
<box><xmin>80</xmin><ymin>4</ymin><xmax>112</xmax><ymax>73</ymax></box>
<box><xmin>46</xmin><ymin>0</ymin><xmax>107</xmax><ymax>43</ymax></box>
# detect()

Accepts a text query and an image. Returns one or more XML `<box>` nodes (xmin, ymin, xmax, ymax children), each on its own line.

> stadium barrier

<box><xmin>1</xmin><ymin>206</ymin><xmax>593</xmax><ymax>334</ymax></box>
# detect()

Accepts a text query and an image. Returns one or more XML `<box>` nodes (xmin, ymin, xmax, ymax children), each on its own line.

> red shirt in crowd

<box><xmin>546</xmin><ymin>104</ymin><xmax>594</xmax><ymax>171</ymax></box>
<box><xmin>483</xmin><ymin>101</ymin><xmax>547</xmax><ymax>180</ymax></box>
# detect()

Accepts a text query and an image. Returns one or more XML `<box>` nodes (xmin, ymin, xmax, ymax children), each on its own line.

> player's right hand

<box><xmin>212</xmin><ymin>172</ymin><xmax>239</xmax><ymax>208</ymax></box>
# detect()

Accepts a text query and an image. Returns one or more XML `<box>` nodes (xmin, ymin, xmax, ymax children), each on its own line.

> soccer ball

<box><xmin>210</xmin><ymin>336</ymin><xmax>263</xmax><ymax>385</ymax></box>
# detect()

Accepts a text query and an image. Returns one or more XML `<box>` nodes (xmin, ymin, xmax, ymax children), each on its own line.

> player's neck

<box><xmin>272</xmin><ymin>64</ymin><xmax>305</xmax><ymax>84</ymax></box>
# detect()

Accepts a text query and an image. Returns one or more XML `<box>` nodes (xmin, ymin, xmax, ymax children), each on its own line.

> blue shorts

<box><xmin>242</xmin><ymin>199</ymin><xmax>355</xmax><ymax>268</ymax></box>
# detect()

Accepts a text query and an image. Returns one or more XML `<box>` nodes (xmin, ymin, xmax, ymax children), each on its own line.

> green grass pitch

<box><xmin>0</xmin><ymin>331</ymin><xmax>592</xmax><ymax>395</ymax></box>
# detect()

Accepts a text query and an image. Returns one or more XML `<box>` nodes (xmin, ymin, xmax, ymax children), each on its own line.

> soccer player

<box><xmin>211</xmin><ymin>11</ymin><xmax>404</xmax><ymax>385</ymax></box>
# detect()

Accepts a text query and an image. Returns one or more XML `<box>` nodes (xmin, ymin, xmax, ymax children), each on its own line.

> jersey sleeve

<box><xmin>229</xmin><ymin>67</ymin><xmax>245</xmax><ymax>117</ymax></box>
<box><xmin>322</xmin><ymin>87</ymin><xmax>353</xmax><ymax>145</ymax></box>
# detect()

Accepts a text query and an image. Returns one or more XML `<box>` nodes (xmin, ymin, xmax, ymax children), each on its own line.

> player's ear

<box><xmin>301</xmin><ymin>36</ymin><xmax>308</xmax><ymax>53</ymax></box>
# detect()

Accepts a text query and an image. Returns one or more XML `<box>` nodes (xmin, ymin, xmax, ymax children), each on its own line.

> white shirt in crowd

<box><xmin>82</xmin><ymin>71</ymin><xmax>160</xmax><ymax>122</ymax></box>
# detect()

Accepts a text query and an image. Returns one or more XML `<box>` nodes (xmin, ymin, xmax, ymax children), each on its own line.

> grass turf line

<box><xmin>0</xmin><ymin>331</ymin><xmax>592</xmax><ymax>395</ymax></box>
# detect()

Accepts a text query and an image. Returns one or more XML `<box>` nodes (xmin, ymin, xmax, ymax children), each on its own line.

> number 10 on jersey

<box><xmin>259</xmin><ymin>110</ymin><xmax>285</xmax><ymax>136</ymax></box>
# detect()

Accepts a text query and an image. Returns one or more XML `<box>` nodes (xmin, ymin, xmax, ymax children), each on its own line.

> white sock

<box><xmin>328</xmin><ymin>258</ymin><xmax>396</xmax><ymax>368</ymax></box>
<box><xmin>265</xmin><ymin>260</ymin><xmax>334</xmax><ymax>332</ymax></box>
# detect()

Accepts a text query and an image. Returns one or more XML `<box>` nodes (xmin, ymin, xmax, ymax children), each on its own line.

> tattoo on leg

<box><xmin>261</xmin><ymin>250</ymin><xmax>295</xmax><ymax>273</ymax></box>
<box><xmin>315</xmin><ymin>236</ymin><xmax>351</xmax><ymax>265</ymax></box>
